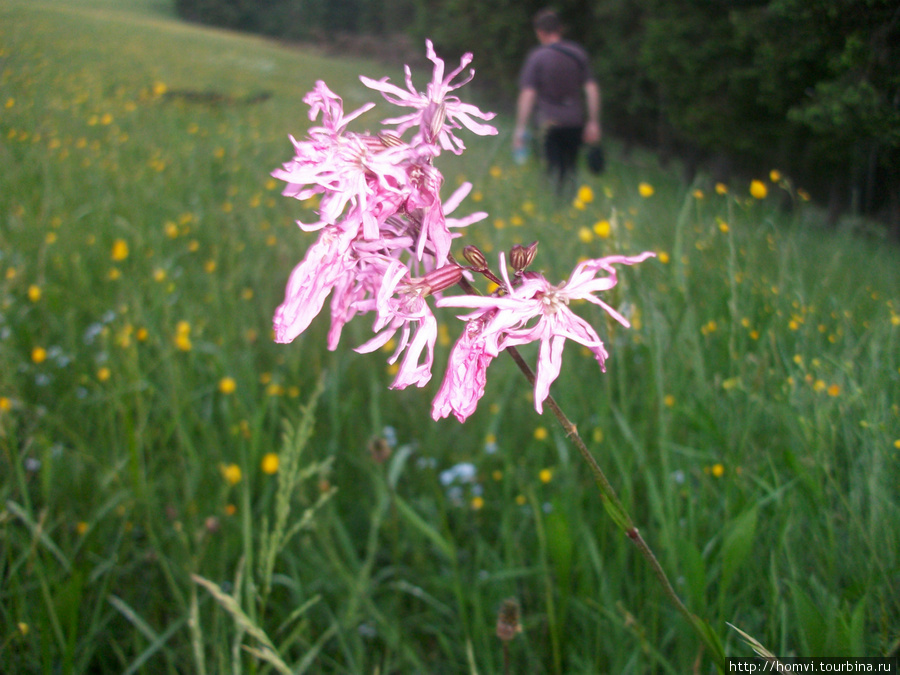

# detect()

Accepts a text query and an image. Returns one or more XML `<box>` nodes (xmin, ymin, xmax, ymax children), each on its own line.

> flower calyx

<box><xmin>510</xmin><ymin>241</ymin><xmax>538</xmax><ymax>272</ymax></box>
<box><xmin>462</xmin><ymin>245</ymin><xmax>489</xmax><ymax>271</ymax></box>
<box><xmin>418</xmin><ymin>263</ymin><xmax>463</xmax><ymax>295</ymax></box>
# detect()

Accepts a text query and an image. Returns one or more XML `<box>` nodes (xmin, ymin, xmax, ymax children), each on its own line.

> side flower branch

<box><xmin>270</xmin><ymin>39</ymin><xmax>726</xmax><ymax>670</ymax></box>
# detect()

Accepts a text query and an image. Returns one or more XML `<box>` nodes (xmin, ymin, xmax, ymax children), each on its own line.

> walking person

<box><xmin>513</xmin><ymin>8</ymin><xmax>601</xmax><ymax>196</ymax></box>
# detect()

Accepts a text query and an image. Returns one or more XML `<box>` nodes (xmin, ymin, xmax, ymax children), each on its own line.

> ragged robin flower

<box><xmin>360</xmin><ymin>39</ymin><xmax>498</xmax><ymax>154</ymax></box>
<box><xmin>272</xmin><ymin>40</ymin><xmax>494</xmax><ymax>373</ymax></box>
<box><xmin>437</xmin><ymin>252</ymin><xmax>655</xmax><ymax>415</ymax></box>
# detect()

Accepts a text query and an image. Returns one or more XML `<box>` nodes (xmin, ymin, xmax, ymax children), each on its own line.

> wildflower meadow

<box><xmin>2</xmin><ymin>0</ymin><xmax>899</xmax><ymax>673</ymax></box>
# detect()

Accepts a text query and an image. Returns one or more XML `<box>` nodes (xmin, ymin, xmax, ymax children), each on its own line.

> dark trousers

<box><xmin>544</xmin><ymin>126</ymin><xmax>583</xmax><ymax>195</ymax></box>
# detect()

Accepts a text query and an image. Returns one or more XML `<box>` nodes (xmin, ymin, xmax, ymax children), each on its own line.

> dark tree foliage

<box><xmin>173</xmin><ymin>0</ymin><xmax>900</xmax><ymax>232</ymax></box>
<box><xmin>752</xmin><ymin>0</ymin><xmax>900</xmax><ymax>222</ymax></box>
<box><xmin>173</xmin><ymin>0</ymin><xmax>416</xmax><ymax>38</ymax></box>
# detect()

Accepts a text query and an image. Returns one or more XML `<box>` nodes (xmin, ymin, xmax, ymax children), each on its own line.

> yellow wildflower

<box><xmin>261</xmin><ymin>453</ymin><xmax>279</xmax><ymax>475</ymax></box>
<box><xmin>701</xmin><ymin>320</ymin><xmax>718</xmax><ymax>335</ymax></box>
<box><xmin>111</xmin><ymin>239</ymin><xmax>129</xmax><ymax>261</ymax></box>
<box><xmin>174</xmin><ymin>321</ymin><xmax>192</xmax><ymax>351</ymax></box>
<box><xmin>593</xmin><ymin>220</ymin><xmax>611</xmax><ymax>238</ymax></box>
<box><xmin>221</xmin><ymin>463</ymin><xmax>242</xmax><ymax>485</ymax></box>
<box><xmin>219</xmin><ymin>377</ymin><xmax>237</xmax><ymax>395</ymax></box>
<box><xmin>438</xmin><ymin>323</ymin><xmax>451</xmax><ymax>347</ymax></box>
<box><xmin>638</xmin><ymin>182</ymin><xmax>654</xmax><ymax>198</ymax></box>
<box><xmin>164</xmin><ymin>221</ymin><xmax>179</xmax><ymax>238</ymax></box>
<box><xmin>750</xmin><ymin>180</ymin><xmax>768</xmax><ymax>199</ymax></box>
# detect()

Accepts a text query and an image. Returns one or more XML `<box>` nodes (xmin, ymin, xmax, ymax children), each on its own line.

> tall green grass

<box><xmin>1</xmin><ymin>0</ymin><xmax>899</xmax><ymax>672</ymax></box>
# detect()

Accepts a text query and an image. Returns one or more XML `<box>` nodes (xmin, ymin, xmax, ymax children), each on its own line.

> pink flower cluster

<box><xmin>272</xmin><ymin>41</ymin><xmax>654</xmax><ymax>422</ymax></box>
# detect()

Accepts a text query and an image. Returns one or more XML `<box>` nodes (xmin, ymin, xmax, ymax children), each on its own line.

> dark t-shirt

<box><xmin>519</xmin><ymin>40</ymin><xmax>594</xmax><ymax>128</ymax></box>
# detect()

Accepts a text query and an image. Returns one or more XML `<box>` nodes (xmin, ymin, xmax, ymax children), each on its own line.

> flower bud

<box><xmin>423</xmin><ymin>264</ymin><xmax>463</xmax><ymax>294</ymax></box>
<box><xmin>462</xmin><ymin>245</ymin><xmax>488</xmax><ymax>271</ymax></box>
<box><xmin>496</xmin><ymin>598</ymin><xmax>521</xmax><ymax>642</ymax></box>
<box><xmin>510</xmin><ymin>241</ymin><xmax>538</xmax><ymax>271</ymax></box>
<box><xmin>368</xmin><ymin>436</ymin><xmax>392</xmax><ymax>463</ymax></box>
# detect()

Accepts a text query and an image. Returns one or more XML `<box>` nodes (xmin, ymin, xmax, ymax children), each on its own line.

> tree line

<box><xmin>174</xmin><ymin>0</ymin><xmax>900</xmax><ymax>234</ymax></box>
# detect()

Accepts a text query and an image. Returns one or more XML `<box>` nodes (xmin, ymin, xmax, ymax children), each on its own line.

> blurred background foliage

<box><xmin>173</xmin><ymin>0</ymin><xmax>900</xmax><ymax>236</ymax></box>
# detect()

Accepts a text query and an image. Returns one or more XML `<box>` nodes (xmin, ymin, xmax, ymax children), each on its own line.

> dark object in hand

<box><xmin>587</xmin><ymin>145</ymin><xmax>605</xmax><ymax>175</ymax></box>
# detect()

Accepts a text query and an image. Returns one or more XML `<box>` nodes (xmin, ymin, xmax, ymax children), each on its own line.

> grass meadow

<box><xmin>2</xmin><ymin>0</ymin><xmax>899</xmax><ymax>672</ymax></box>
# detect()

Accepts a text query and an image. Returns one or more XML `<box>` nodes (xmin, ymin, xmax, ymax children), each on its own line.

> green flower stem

<box><xmin>503</xmin><ymin>344</ymin><xmax>727</xmax><ymax>672</ymax></box>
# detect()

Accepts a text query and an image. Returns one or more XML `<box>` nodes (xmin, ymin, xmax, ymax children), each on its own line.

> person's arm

<box><xmin>514</xmin><ymin>87</ymin><xmax>537</xmax><ymax>150</ymax></box>
<box><xmin>583</xmin><ymin>79</ymin><xmax>601</xmax><ymax>144</ymax></box>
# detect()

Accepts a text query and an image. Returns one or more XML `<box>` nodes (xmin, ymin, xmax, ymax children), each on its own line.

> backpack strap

<box><xmin>546</xmin><ymin>43</ymin><xmax>588</xmax><ymax>80</ymax></box>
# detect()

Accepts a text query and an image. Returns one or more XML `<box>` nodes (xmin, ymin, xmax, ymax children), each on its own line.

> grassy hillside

<box><xmin>2</xmin><ymin>0</ymin><xmax>898</xmax><ymax>672</ymax></box>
